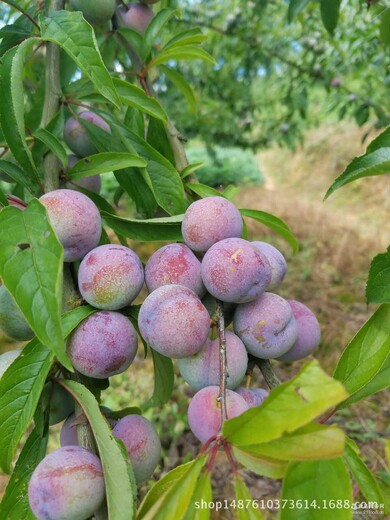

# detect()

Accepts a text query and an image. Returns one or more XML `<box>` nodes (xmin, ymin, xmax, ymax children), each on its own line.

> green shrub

<box><xmin>187</xmin><ymin>146</ymin><xmax>264</xmax><ymax>187</ymax></box>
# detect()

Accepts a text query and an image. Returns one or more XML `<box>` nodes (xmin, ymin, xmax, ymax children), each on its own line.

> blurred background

<box><xmin>0</xmin><ymin>0</ymin><xmax>389</xmax><ymax>516</ymax></box>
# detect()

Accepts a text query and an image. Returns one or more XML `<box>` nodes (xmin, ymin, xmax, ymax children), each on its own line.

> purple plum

<box><xmin>252</xmin><ymin>241</ymin><xmax>287</xmax><ymax>291</ymax></box>
<box><xmin>116</xmin><ymin>3</ymin><xmax>154</xmax><ymax>34</ymax></box>
<box><xmin>235</xmin><ymin>387</ymin><xmax>269</xmax><ymax>408</ymax></box>
<box><xmin>66</xmin><ymin>155</ymin><xmax>102</xmax><ymax>194</ymax></box>
<box><xmin>63</xmin><ymin>111</ymin><xmax>110</xmax><ymax>158</ymax></box>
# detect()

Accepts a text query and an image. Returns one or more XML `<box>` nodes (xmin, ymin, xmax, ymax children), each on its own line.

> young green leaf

<box><xmin>233</xmin><ymin>476</ymin><xmax>264</xmax><ymax>520</ymax></box>
<box><xmin>147</xmin><ymin>118</ymin><xmax>175</xmax><ymax>165</ymax></box>
<box><xmin>33</xmin><ymin>128</ymin><xmax>68</xmax><ymax>166</ymax></box>
<box><xmin>334</xmin><ymin>304</ymin><xmax>390</xmax><ymax>408</ymax></box>
<box><xmin>280</xmin><ymin>459</ymin><xmax>353</xmax><ymax>519</ymax></box>
<box><xmin>163</xmin><ymin>28</ymin><xmax>208</xmax><ymax>50</ymax></box>
<box><xmin>144</xmin><ymin>8</ymin><xmax>179</xmax><ymax>55</ymax></box>
<box><xmin>366</xmin><ymin>247</ymin><xmax>390</xmax><ymax>303</ymax></box>
<box><xmin>159</xmin><ymin>66</ymin><xmax>197</xmax><ymax>113</ymax></box>
<box><xmin>186</xmin><ymin>183</ymin><xmax>225</xmax><ymax>199</ymax></box>
<box><xmin>102</xmin><ymin>212</ymin><xmax>183</xmax><ymax>242</ymax></box>
<box><xmin>180</xmin><ymin>162</ymin><xmax>205</xmax><ymax>180</ymax></box>
<box><xmin>0</xmin><ymin>160</ymin><xmax>37</xmax><ymax>192</ymax></box>
<box><xmin>0</xmin><ymin>428</ymin><xmax>48</xmax><ymax>520</ymax></box>
<box><xmin>182</xmin><ymin>471</ymin><xmax>212</xmax><ymax>520</ymax></box>
<box><xmin>287</xmin><ymin>0</ymin><xmax>310</xmax><ymax>23</ymax></box>
<box><xmin>232</xmin><ymin>447</ymin><xmax>287</xmax><ymax>479</ymax></box>
<box><xmin>67</xmin><ymin>152</ymin><xmax>146</xmax><ymax>180</ymax></box>
<box><xmin>143</xmin><ymin>349</ymin><xmax>174</xmax><ymax>408</ymax></box>
<box><xmin>150</xmin><ymin>46</ymin><xmax>216</xmax><ymax>69</ymax></box>
<box><xmin>113</xmin><ymin>78</ymin><xmax>168</xmax><ymax>121</ymax></box>
<box><xmin>0</xmin><ymin>200</ymin><xmax>66</xmax><ymax>367</ymax></box>
<box><xmin>367</xmin><ymin>126</ymin><xmax>390</xmax><ymax>152</ymax></box>
<box><xmin>240</xmin><ymin>208</ymin><xmax>299</xmax><ymax>252</ymax></box>
<box><xmin>320</xmin><ymin>0</ymin><xmax>341</xmax><ymax>35</ymax></box>
<box><xmin>60</xmin><ymin>380</ymin><xmax>136</xmax><ymax>520</ymax></box>
<box><xmin>223</xmin><ymin>361</ymin><xmax>348</xmax><ymax>446</ymax></box>
<box><xmin>0</xmin><ymin>340</ymin><xmax>53</xmax><ymax>473</ymax></box>
<box><xmin>40</xmin><ymin>11</ymin><xmax>120</xmax><ymax>107</ymax></box>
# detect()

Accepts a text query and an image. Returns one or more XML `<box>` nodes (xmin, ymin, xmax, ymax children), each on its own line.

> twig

<box><xmin>215</xmin><ymin>300</ymin><xmax>228</xmax><ymax>423</ymax></box>
<box><xmin>0</xmin><ymin>0</ymin><xmax>41</xmax><ymax>30</ymax></box>
<box><xmin>249</xmin><ymin>356</ymin><xmax>281</xmax><ymax>389</ymax></box>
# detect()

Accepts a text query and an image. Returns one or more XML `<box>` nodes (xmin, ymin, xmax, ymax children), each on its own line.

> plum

<box><xmin>188</xmin><ymin>386</ymin><xmax>249</xmax><ymax>443</ymax></box>
<box><xmin>182</xmin><ymin>196</ymin><xmax>243</xmax><ymax>253</ymax></box>
<box><xmin>138</xmin><ymin>284</ymin><xmax>210</xmax><ymax>358</ymax></box>
<box><xmin>112</xmin><ymin>414</ymin><xmax>161</xmax><ymax>483</ymax></box>
<box><xmin>116</xmin><ymin>3</ymin><xmax>154</xmax><ymax>34</ymax></box>
<box><xmin>177</xmin><ymin>331</ymin><xmax>248</xmax><ymax>390</ymax></box>
<box><xmin>233</xmin><ymin>292</ymin><xmax>298</xmax><ymax>359</ymax></box>
<box><xmin>145</xmin><ymin>243</ymin><xmax>205</xmax><ymax>296</ymax></box>
<box><xmin>66</xmin><ymin>155</ymin><xmax>102</xmax><ymax>194</ymax></box>
<box><xmin>201</xmin><ymin>238</ymin><xmax>272</xmax><ymax>303</ymax></box>
<box><xmin>61</xmin><ymin>408</ymin><xmax>116</xmax><ymax>447</ymax></box>
<box><xmin>70</xmin><ymin>0</ymin><xmax>117</xmax><ymax>24</ymax></box>
<box><xmin>63</xmin><ymin>111</ymin><xmax>110</xmax><ymax>158</ymax></box>
<box><xmin>277</xmin><ymin>300</ymin><xmax>321</xmax><ymax>362</ymax></box>
<box><xmin>0</xmin><ymin>285</ymin><xmax>34</xmax><ymax>341</ymax></box>
<box><xmin>67</xmin><ymin>311</ymin><xmax>138</xmax><ymax>378</ymax></box>
<box><xmin>28</xmin><ymin>446</ymin><xmax>105</xmax><ymax>520</ymax></box>
<box><xmin>78</xmin><ymin>244</ymin><xmax>144</xmax><ymax>310</ymax></box>
<box><xmin>0</xmin><ymin>349</ymin><xmax>21</xmax><ymax>378</ymax></box>
<box><xmin>40</xmin><ymin>189</ymin><xmax>102</xmax><ymax>262</ymax></box>
<box><xmin>235</xmin><ymin>387</ymin><xmax>269</xmax><ymax>408</ymax></box>
<box><xmin>252</xmin><ymin>241</ymin><xmax>287</xmax><ymax>291</ymax></box>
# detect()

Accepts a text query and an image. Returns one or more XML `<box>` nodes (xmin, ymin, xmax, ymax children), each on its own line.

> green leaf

<box><xmin>0</xmin><ymin>185</ymin><xmax>8</xmax><ymax>207</ymax></box>
<box><xmin>186</xmin><ymin>183</ymin><xmax>225</xmax><ymax>199</ymax></box>
<box><xmin>367</xmin><ymin>126</ymin><xmax>390</xmax><ymax>152</ymax></box>
<box><xmin>287</xmin><ymin>0</ymin><xmax>310</xmax><ymax>23</ymax></box>
<box><xmin>325</xmin><ymin>147</ymin><xmax>390</xmax><ymax>198</ymax></box>
<box><xmin>223</xmin><ymin>361</ymin><xmax>348</xmax><ymax>446</ymax></box>
<box><xmin>151</xmin><ymin>46</ymin><xmax>216</xmax><ymax>69</ymax></box>
<box><xmin>0</xmin><ymin>38</ymin><xmax>39</xmax><ymax>185</ymax></box>
<box><xmin>67</xmin><ymin>152</ymin><xmax>146</xmax><ymax>180</ymax></box>
<box><xmin>280</xmin><ymin>459</ymin><xmax>353</xmax><ymax>520</ymax></box>
<box><xmin>366</xmin><ymin>247</ymin><xmax>390</xmax><ymax>303</ymax></box>
<box><xmin>379</xmin><ymin>8</ymin><xmax>390</xmax><ymax>48</ymax></box>
<box><xmin>40</xmin><ymin>11</ymin><xmax>120</xmax><ymax>107</ymax></box>
<box><xmin>0</xmin><ymin>160</ymin><xmax>35</xmax><ymax>192</ymax></box>
<box><xmin>182</xmin><ymin>471</ymin><xmax>212</xmax><ymax>520</ymax></box>
<box><xmin>113</xmin><ymin>79</ymin><xmax>168</xmax><ymax>121</ymax></box>
<box><xmin>33</xmin><ymin>128</ymin><xmax>68</xmax><ymax>166</ymax></box>
<box><xmin>0</xmin><ymin>200</ymin><xmax>66</xmax><ymax>366</ymax></box>
<box><xmin>102</xmin><ymin>212</ymin><xmax>183</xmax><ymax>242</ymax></box>
<box><xmin>124</xmin><ymin>107</ymin><xmax>145</xmax><ymax>137</ymax></box>
<box><xmin>0</xmin><ymin>340</ymin><xmax>53</xmax><ymax>473</ymax></box>
<box><xmin>233</xmin><ymin>476</ymin><xmax>263</xmax><ymax>520</ymax></box>
<box><xmin>144</xmin><ymin>8</ymin><xmax>179</xmax><ymax>54</ymax></box>
<box><xmin>232</xmin><ymin>447</ymin><xmax>287</xmax><ymax>479</ymax></box>
<box><xmin>163</xmin><ymin>28</ymin><xmax>208</xmax><ymax>50</ymax></box>
<box><xmin>117</xmin><ymin>27</ymin><xmax>145</xmax><ymax>59</ymax></box>
<box><xmin>159</xmin><ymin>65</ymin><xmax>197</xmax><ymax>113</ymax></box>
<box><xmin>344</xmin><ymin>439</ymin><xmax>384</xmax><ymax>505</ymax></box>
<box><xmin>334</xmin><ymin>304</ymin><xmax>390</xmax><ymax>409</ymax></box>
<box><xmin>147</xmin><ymin>117</ymin><xmax>175</xmax><ymax>165</ymax></box>
<box><xmin>320</xmin><ymin>0</ymin><xmax>341</xmax><ymax>35</ymax></box>
<box><xmin>144</xmin><ymin>349</ymin><xmax>174</xmax><ymax>408</ymax></box>
<box><xmin>240</xmin><ymin>208</ymin><xmax>299</xmax><ymax>252</ymax></box>
<box><xmin>137</xmin><ymin>456</ymin><xmax>207</xmax><ymax>520</ymax></box>
<box><xmin>61</xmin><ymin>380</ymin><xmax>135</xmax><ymax>520</ymax></box>
<box><xmin>0</xmin><ymin>428</ymin><xmax>48</xmax><ymax>519</ymax></box>
<box><xmin>180</xmin><ymin>162</ymin><xmax>204</xmax><ymax>180</ymax></box>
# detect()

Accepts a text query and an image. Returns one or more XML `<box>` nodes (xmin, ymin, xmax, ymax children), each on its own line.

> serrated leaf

<box><xmin>124</xmin><ymin>107</ymin><xmax>145</xmax><ymax>137</ymax></box>
<box><xmin>67</xmin><ymin>152</ymin><xmax>146</xmax><ymax>180</ymax></box>
<box><xmin>159</xmin><ymin>65</ymin><xmax>197</xmax><ymax>113</ymax></box>
<box><xmin>280</xmin><ymin>459</ymin><xmax>353</xmax><ymax>520</ymax></box>
<box><xmin>320</xmin><ymin>0</ymin><xmax>341</xmax><ymax>35</ymax></box>
<box><xmin>102</xmin><ymin>212</ymin><xmax>183</xmax><ymax>241</ymax></box>
<box><xmin>0</xmin><ymin>428</ymin><xmax>48</xmax><ymax>519</ymax></box>
<box><xmin>367</xmin><ymin>126</ymin><xmax>390</xmax><ymax>152</ymax></box>
<box><xmin>40</xmin><ymin>11</ymin><xmax>120</xmax><ymax>107</ymax></box>
<box><xmin>137</xmin><ymin>456</ymin><xmax>207</xmax><ymax>520</ymax></box>
<box><xmin>0</xmin><ymin>340</ymin><xmax>53</xmax><ymax>473</ymax></box>
<box><xmin>144</xmin><ymin>349</ymin><xmax>174</xmax><ymax>408</ymax></box>
<box><xmin>232</xmin><ymin>447</ymin><xmax>287</xmax><ymax>478</ymax></box>
<box><xmin>366</xmin><ymin>247</ymin><xmax>390</xmax><ymax>303</ymax></box>
<box><xmin>334</xmin><ymin>304</ymin><xmax>390</xmax><ymax>409</ymax></box>
<box><xmin>33</xmin><ymin>128</ymin><xmax>68</xmax><ymax>166</ymax></box>
<box><xmin>61</xmin><ymin>380</ymin><xmax>136</xmax><ymax>520</ymax></box>
<box><xmin>239</xmin><ymin>208</ymin><xmax>299</xmax><ymax>252</ymax></box>
<box><xmin>0</xmin><ymin>200</ymin><xmax>66</xmax><ymax>366</ymax></box>
<box><xmin>223</xmin><ymin>361</ymin><xmax>348</xmax><ymax>446</ymax></box>
<box><xmin>287</xmin><ymin>0</ymin><xmax>310</xmax><ymax>23</ymax></box>
<box><xmin>0</xmin><ymin>38</ymin><xmax>39</xmax><ymax>185</ymax></box>
<box><xmin>233</xmin><ymin>476</ymin><xmax>263</xmax><ymax>520</ymax></box>
<box><xmin>147</xmin><ymin>117</ymin><xmax>175</xmax><ymax>165</ymax></box>
<box><xmin>113</xmin><ymin>78</ymin><xmax>168</xmax><ymax>121</ymax></box>
<box><xmin>0</xmin><ymin>160</ymin><xmax>35</xmax><ymax>192</ymax></box>
<box><xmin>150</xmin><ymin>46</ymin><xmax>216</xmax><ymax>69</ymax></box>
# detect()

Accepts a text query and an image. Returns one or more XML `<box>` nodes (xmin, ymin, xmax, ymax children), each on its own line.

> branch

<box><xmin>216</xmin><ymin>300</ymin><xmax>227</xmax><ymax>423</ymax></box>
<box><xmin>249</xmin><ymin>356</ymin><xmax>281</xmax><ymax>390</ymax></box>
<box><xmin>0</xmin><ymin>0</ymin><xmax>41</xmax><ymax>30</ymax></box>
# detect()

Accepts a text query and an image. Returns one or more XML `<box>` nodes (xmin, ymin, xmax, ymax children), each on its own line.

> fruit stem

<box><xmin>250</xmin><ymin>356</ymin><xmax>281</xmax><ymax>389</ymax></box>
<box><xmin>216</xmin><ymin>300</ymin><xmax>228</xmax><ymax>423</ymax></box>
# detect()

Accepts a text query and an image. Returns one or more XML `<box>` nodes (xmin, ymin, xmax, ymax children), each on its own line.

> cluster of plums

<box><xmin>0</xmin><ymin>194</ymin><xmax>320</xmax><ymax>519</ymax></box>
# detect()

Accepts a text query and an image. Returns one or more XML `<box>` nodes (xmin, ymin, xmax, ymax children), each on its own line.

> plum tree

<box><xmin>277</xmin><ymin>300</ymin><xmax>321</xmax><ymax>362</ymax></box>
<box><xmin>177</xmin><ymin>331</ymin><xmax>248</xmax><ymax>390</ymax></box>
<box><xmin>112</xmin><ymin>414</ymin><xmax>161</xmax><ymax>483</ymax></box>
<box><xmin>233</xmin><ymin>292</ymin><xmax>298</xmax><ymax>359</ymax></box>
<box><xmin>28</xmin><ymin>446</ymin><xmax>105</xmax><ymax>520</ymax></box>
<box><xmin>67</xmin><ymin>311</ymin><xmax>138</xmax><ymax>378</ymax></box>
<box><xmin>115</xmin><ymin>3</ymin><xmax>154</xmax><ymax>35</ymax></box>
<box><xmin>0</xmin><ymin>349</ymin><xmax>21</xmax><ymax>378</ymax></box>
<box><xmin>188</xmin><ymin>386</ymin><xmax>249</xmax><ymax>443</ymax></box>
<box><xmin>78</xmin><ymin>244</ymin><xmax>144</xmax><ymax>310</ymax></box>
<box><xmin>47</xmin><ymin>382</ymin><xmax>74</xmax><ymax>426</ymax></box>
<box><xmin>65</xmin><ymin>155</ymin><xmax>102</xmax><ymax>194</ymax></box>
<box><xmin>235</xmin><ymin>387</ymin><xmax>269</xmax><ymax>408</ymax></box>
<box><xmin>145</xmin><ymin>243</ymin><xmax>205</xmax><ymax>296</ymax></box>
<box><xmin>252</xmin><ymin>241</ymin><xmax>287</xmax><ymax>291</ymax></box>
<box><xmin>63</xmin><ymin>111</ymin><xmax>110</xmax><ymax>158</ymax></box>
<box><xmin>40</xmin><ymin>189</ymin><xmax>102</xmax><ymax>262</ymax></box>
<box><xmin>138</xmin><ymin>284</ymin><xmax>210</xmax><ymax>358</ymax></box>
<box><xmin>201</xmin><ymin>238</ymin><xmax>272</xmax><ymax>303</ymax></box>
<box><xmin>182</xmin><ymin>196</ymin><xmax>243</xmax><ymax>253</ymax></box>
<box><xmin>0</xmin><ymin>285</ymin><xmax>34</xmax><ymax>341</ymax></box>
<box><xmin>70</xmin><ymin>0</ymin><xmax>117</xmax><ymax>25</ymax></box>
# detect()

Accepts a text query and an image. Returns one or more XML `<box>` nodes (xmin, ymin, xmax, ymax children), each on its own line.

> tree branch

<box><xmin>249</xmin><ymin>356</ymin><xmax>281</xmax><ymax>389</ymax></box>
<box><xmin>216</xmin><ymin>300</ymin><xmax>227</xmax><ymax>423</ymax></box>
